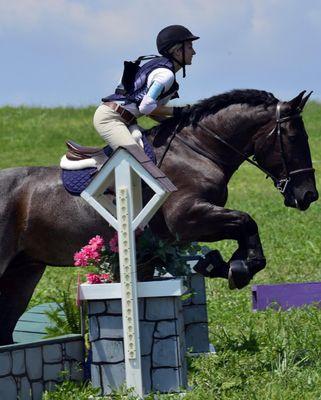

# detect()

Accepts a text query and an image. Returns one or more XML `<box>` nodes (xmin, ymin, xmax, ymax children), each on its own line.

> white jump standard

<box><xmin>80</xmin><ymin>145</ymin><xmax>177</xmax><ymax>397</ymax></box>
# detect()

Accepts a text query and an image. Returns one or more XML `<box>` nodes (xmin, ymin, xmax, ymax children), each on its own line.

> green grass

<box><xmin>0</xmin><ymin>103</ymin><xmax>320</xmax><ymax>399</ymax></box>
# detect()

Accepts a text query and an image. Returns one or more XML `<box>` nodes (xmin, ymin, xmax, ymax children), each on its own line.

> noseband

<box><xmin>173</xmin><ymin>102</ymin><xmax>314</xmax><ymax>195</ymax></box>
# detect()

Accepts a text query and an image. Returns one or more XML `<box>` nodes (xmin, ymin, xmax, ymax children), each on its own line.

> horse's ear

<box><xmin>298</xmin><ymin>91</ymin><xmax>313</xmax><ymax>111</ymax></box>
<box><xmin>287</xmin><ymin>91</ymin><xmax>306</xmax><ymax>110</ymax></box>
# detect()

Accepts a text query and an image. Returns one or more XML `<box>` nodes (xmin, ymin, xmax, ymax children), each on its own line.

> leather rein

<box><xmin>158</xmin><ymin>102</ymin><xmax>314</xmax><ymax>194</ymax></box>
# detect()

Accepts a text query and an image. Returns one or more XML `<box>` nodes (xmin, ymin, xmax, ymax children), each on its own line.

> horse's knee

<box><xmin>237</xmin><ymin>212</ymin><xmax>257</xmax><ymax>234</ymax></box>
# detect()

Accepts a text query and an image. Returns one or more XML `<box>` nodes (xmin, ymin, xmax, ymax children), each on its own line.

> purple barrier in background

<box><xmin>252</xmin><ymin>282</ymin><xmax>321</xmax><ymax>311</ymax></box>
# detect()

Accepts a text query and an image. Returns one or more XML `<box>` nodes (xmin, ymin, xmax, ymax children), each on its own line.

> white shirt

<box><xmin>123</xmin><ymin>67</ymin><xmax>175</xmax><ymax>116</ymax></box>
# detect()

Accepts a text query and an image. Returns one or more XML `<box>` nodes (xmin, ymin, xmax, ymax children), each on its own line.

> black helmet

<box><xmin>157</xmin><ymin>25</ymin><xmax>199</xmax><ymax>55</ymax></box>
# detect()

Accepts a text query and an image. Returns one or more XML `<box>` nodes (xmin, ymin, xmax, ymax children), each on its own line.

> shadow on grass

<box><xmin>216</xmin><ymin>325</ymin><xmax>260</xmax><ymax>354</ymax></box>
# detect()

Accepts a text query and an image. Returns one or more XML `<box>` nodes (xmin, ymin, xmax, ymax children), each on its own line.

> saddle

<box><xmin>61</xmin><ymin>133</ymin><xmax>156</xmax><ymax>171</ymax></box>
<box><xmin>60</xmin><ymin>140</ymin><xmax>112</xmax><ymax>171</ymax></box>
<box><xmin>60</xmin><ymin>136</ymin><xmax>156</xmax><ymax>196</ymax></box>
<box><xmin>65</xmin><ymin>140</ymin><xmax>103</xmax><ymax>161</ymax></box>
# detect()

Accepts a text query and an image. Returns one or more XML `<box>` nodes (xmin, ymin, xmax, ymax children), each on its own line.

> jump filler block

<box><xmin>252</xmin><ymin>282</ymin><xmax>321</xmax><ymax>311</ymax></box>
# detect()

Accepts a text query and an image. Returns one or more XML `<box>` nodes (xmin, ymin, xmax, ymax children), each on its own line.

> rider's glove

<box><xmin>173</xmin><ymin>105</ymin><xmax>191</xmax><ymax>118</ymax></box>
<box><xmin>173</xmin><ymin>105</ymin><xmax>191</xmax><ymax>131</ymax></box>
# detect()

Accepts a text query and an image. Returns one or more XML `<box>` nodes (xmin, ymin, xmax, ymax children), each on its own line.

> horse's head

<box><xmin>254</xmin><ymin>91</ymin><xmax>318</xmax><ymax>211</ymax></box>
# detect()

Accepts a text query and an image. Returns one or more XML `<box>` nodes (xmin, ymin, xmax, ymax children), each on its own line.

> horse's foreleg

<box><xmin>228</xmin><ymin>232</ymin><xmax>266</xmax><ymax>289</ymax></box>
<box><xmin>0</xmin><ymin>254</ymin><xmax>46</xmax><ymax>345</ymax></box>
<box><xmin>163</xmin><ymin>198</ymin><xmax>266</xmax><ymax>289</ymax></box>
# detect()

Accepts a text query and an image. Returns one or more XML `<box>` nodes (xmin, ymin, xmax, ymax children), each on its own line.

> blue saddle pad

<box><xmin>62</xmin><ymin>135</ymin><xmax>156</xmax><ymax>196</ymax></box>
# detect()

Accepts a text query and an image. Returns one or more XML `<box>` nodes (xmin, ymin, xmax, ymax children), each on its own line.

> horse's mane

<box><xmin>151</xmin><ymin>89</ymin><xmax>279</xmax><ymax>139</ymax></box>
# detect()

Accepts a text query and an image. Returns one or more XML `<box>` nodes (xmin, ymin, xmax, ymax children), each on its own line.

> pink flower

<box><xmin>88</xmin><ymin>235</ymin><xmax>104</xmax><ymax>252</ymax></box>
<box><xmin>85</xmin><ymin>273</ymin><xmax>112</xmax><ymax>284</ymax></box>
<box><xmin>82</xmin><ymin>245</ymin><xmax>101</xmax><ymax>262</ymax></box>
<box><xmin>100</xmin><ymin>273</ymin><xmax>112</xmax><ymax>283</ymax></box>
<box><xmin>74</xmin><ymin>239</ymin><xmax>102</xmax><ymax>267</ymax></box>
<box><xmin>74</xmin><ymin>251</ymin><xmax>89</xmax><ymax>267</ymax></box>
<box><xmin>86</xmin><ymin>273</ymin><xmax>102</xmax><ymax>284</ymax></box>
<box><xmin>109</xmin><ymin>233</ymin><xmax>119</xmax><ymax>253</ymax></box>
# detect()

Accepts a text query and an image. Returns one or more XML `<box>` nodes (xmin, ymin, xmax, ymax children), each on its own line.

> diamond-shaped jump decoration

<box><xmin>81</xmin><ymin>145</ymin><xmax>176</xmax><ymax>231</ymax></box>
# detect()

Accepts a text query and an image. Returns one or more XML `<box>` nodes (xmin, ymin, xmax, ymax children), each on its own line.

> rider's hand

<box><xmin>173</xmin><ymin>105</ymin><xmax>191</xmax><ymax>119</ymax></box>
<box><xmin>173</xmin><ymin>105</ymin><xmax>191</xmax><ymax>131</ymax></box>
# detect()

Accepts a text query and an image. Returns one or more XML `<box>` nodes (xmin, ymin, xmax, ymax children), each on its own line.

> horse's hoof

<box><xmin>228</xmin><ymin>259</ymin><xmax>251</xmax><ymax>290</ymax></box>
<box><xmin>194</xmin><ymin>250</ymin><xmax>229</xmax><ymax>279</ymax></box>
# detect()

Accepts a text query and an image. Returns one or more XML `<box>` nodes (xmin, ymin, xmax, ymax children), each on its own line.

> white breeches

<box><xmin>93</xmin><ymin>104</ymin><xmax>142</xmax><ymax>150</ymax></box>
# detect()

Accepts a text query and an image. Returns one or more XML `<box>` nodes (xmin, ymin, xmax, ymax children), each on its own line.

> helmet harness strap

<box><xmin>166</xmin><ymin>42</ymin><xmax>186</xmax><ymax>78</ymax></box>
<box><xmin>182</xmin><ymin>43</ymin><xmax>186</xmax><ymax>78</ymax></box>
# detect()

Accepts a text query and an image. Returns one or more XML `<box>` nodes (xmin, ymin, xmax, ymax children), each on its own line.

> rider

<box><xmin>93</xmin><ymin>25</ymin><xmax>199</xmax><ymax>150</ymax></box>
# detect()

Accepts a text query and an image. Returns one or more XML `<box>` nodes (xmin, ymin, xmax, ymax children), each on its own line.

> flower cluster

<box><xmin>86</xmin><ymin>273</ymin><xmax>111</xmax><ymax>284</ymax></box>
<box><xmin>74</xmin><ymin>228</ymin><xmax>201</xmax><ymax>284</ymax></box>
<box><xmin>73</xmin><ymin>234</ymin><xmax>118</xmax><ymax>284</ymax></box>
<box><xmin>74</xmin><ymin>235</ymin><xmax>104</xmax><ymax>267</ymax></box>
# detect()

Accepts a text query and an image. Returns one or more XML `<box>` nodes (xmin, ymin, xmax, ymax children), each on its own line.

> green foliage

<box><xmin>42</xmin><ymin>379</ymin><xmax>151</xmax><ymax>399</ymax></box>
<box><xmin>0</xmin><ymin>103</ymin><xmax>320</xmax><ymax>399</ymax></box>
<box><xmin>42</xmin><ymin>380</ymin><xmax>100</xmax><ymax>400</ymax></box>
<box><xmin>135</xmin><ymin>228</ymin><xmax>202</xmax><ymax>277</ymax></box>
<box><xmin>44</xmin><ymin>280</ymin><xmax>81</xmax><ymax>337</ymax></box>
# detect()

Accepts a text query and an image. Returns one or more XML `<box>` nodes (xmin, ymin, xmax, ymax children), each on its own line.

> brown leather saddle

<box><xmin>65</xmin><ymin>140</ymin><xmax>105</xmax><ymax>161</ymax></box>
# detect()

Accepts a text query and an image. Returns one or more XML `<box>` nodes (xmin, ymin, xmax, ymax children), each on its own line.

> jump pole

<box><xmin>252</xmin><ymin>281</ymin><xmax>321</xmax><ymax>311</ymax></box>
<box><xmin>80</xmin><ymin>146</ymin><xmax>176</xmax><ymax>397</ymax></box>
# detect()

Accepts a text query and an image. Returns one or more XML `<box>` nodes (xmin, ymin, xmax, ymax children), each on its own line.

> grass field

<box><xmin>0</xmin><ymin>102</ymin><xmax>320</xmax><ymax>399</ymax></box>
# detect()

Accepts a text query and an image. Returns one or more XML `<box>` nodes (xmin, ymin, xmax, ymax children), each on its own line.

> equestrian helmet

<box><xmin>157</xmin><ymin>25</ymin><xmax>199</xmax><ymax>55</ymax></box>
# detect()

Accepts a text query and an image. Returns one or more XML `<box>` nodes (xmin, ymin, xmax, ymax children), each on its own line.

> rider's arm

<box><xmin>138</xmin><ymin>68</ymin><xmax>175</xmax><ymax>115</ymax></box>
<box><xmin>149</xmin><ymin>105</ymin><xmax>173</xmax><ymax>116</ymax></box>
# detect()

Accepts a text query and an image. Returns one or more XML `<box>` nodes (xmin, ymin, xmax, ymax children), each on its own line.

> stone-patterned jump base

<box><xmin>80</xmin><ymin>274</ymin><xmax>212</xmax><ymax>396</ymax></box>
<box><xmin>0</xmin><ymin>334</ymin><xmax>84</xmax><ymax>400</ymax></box>
<box><xmin>80</xmin><ymin>279</ymin><xmax>187</xmax><ymax>395</ymax></box>
<box><xmin>182</xmin><ymin>273</ymin><xmax>210</xmax><ymax>354</ymax></box>
<box><xmin>88</xmin><ymin>297</ymin><xmax>187</xmax><ymax>396</ymax></box>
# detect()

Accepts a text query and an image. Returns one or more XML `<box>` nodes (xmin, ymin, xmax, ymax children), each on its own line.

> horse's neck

<box><xmin>150</xmin><ymin>103</ymin><xmax>274</xmax><ymax>180</ymax></box>
<box><xmin>203</xmin><ymin>104</ymin><xmax>273</xmax><ymax>174</ymax></box>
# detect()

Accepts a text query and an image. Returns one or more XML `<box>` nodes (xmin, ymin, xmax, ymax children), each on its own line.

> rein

<box><xmin>197</xmin><ymin>105</ymin><xmax>314</xmax><ymax>193</ymax></box>
<box><xmin>196</xmin><ymin>122</ymin><xmax>277</xmax><ymax>175</ymax></box>
<box><xmin>157</xmin><ymin>102</ymin><xmax>315</xmax><ymax>193</ymax></box>
<box><xmin>176</xmin><ymin>134</ymin><xmax>234</xmax><ymax>168</ymax></box>
<box><xmin>157</xmin><ymin>128</ymin><xmax>178</xmax><ymax>168</ymax></box>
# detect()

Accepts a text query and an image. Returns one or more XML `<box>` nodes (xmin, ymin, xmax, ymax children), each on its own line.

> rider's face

<box><xmin>175</xmin><ymin>41</ymin><xmax>196</xmax><ymax>65</ymax></box>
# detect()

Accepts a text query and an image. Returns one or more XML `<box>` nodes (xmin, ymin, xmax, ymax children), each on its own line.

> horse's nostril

<box><xmin>304</xmin><ymin>191</ymin><xmax>319</xmax><ymax>204</ymax></box>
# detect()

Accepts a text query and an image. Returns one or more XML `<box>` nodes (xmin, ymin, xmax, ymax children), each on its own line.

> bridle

<box><xmin>259</xmin><ymin>102</ymin><xmax>314</xmax><ymax>194</ymax></box>
<box><xmin>158</xmin><ymin>102</ymin><xmax>314</xmax><ymax>195</ymax></box>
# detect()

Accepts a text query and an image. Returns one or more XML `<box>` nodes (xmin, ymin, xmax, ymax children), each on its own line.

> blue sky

<box><xmin>1</xmin><ymin>0</ymin><xmax>321</xmax><ymax>107</ymax></box>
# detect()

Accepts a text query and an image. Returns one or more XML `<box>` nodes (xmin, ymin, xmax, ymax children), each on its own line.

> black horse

<box><xmin>0</xmin><ymin>89</ymin><xmax>318</xmax><ymax>345</ymax></box>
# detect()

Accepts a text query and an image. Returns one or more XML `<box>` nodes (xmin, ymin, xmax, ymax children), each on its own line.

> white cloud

<box><xmin>1</xmin><ymin>0</ymin><xmax>321</xmax><ymax>104</ymax></box>
<box><xmin>1</xmin><ymin>0</ymin><xmax>321</xmax><ymax>51</ymax></box>
<box><xmin>0</xmin><ymin>1</ymin><xmax>137</xmax><ymax>50</ymax></box>
<box><xmin>0</xmin><ymin>1</ymin><xmax>253</xmax><ymax>51</ymax></box>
